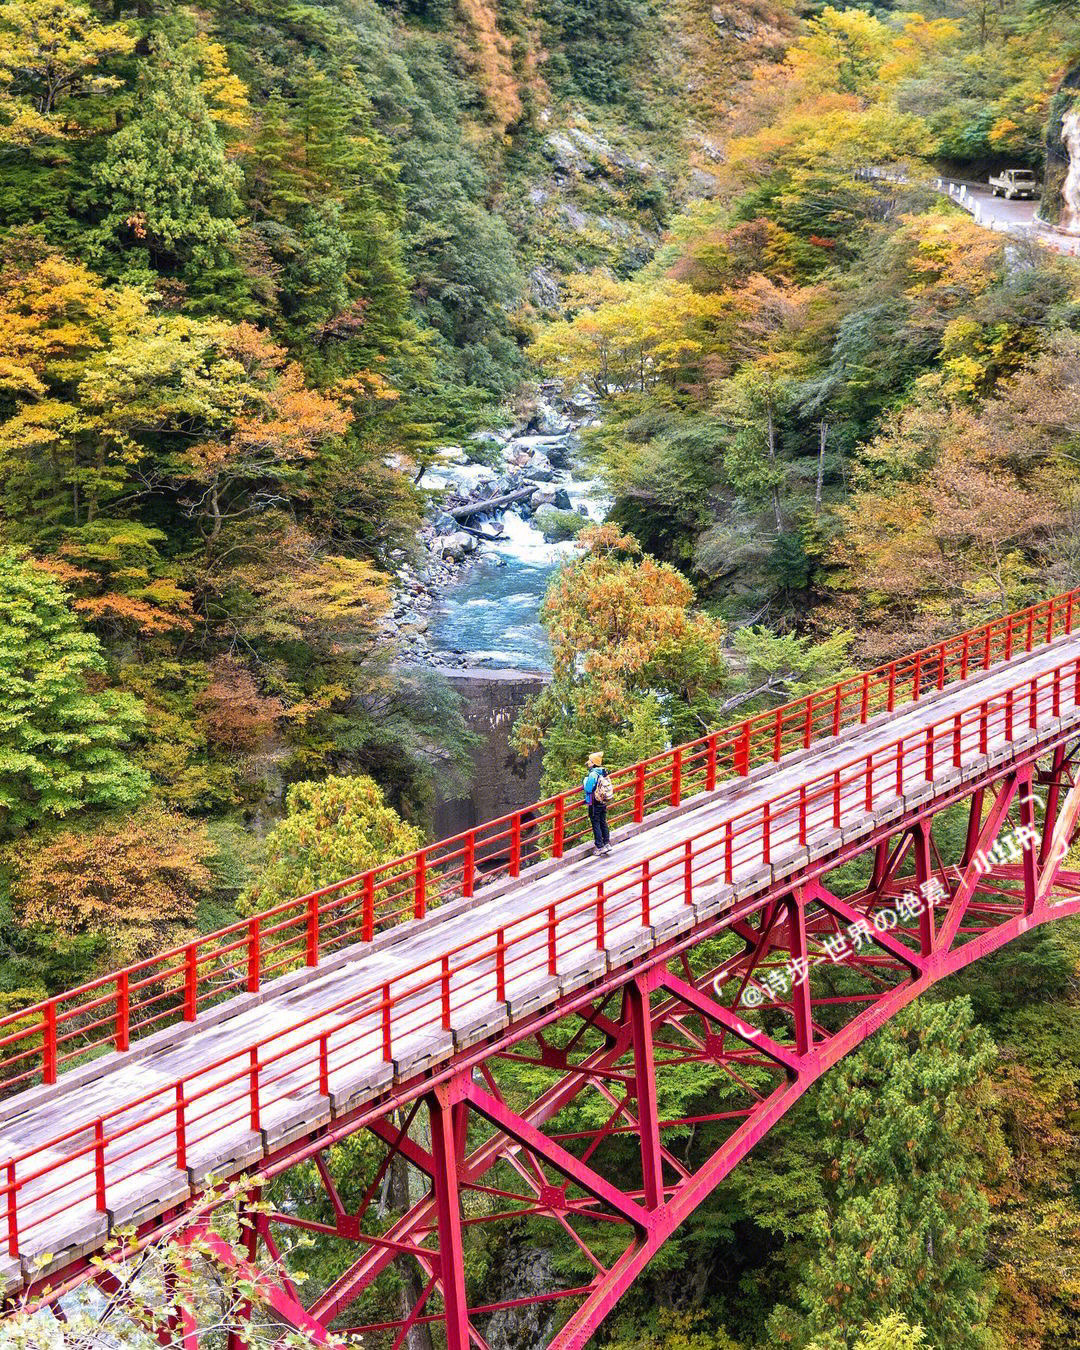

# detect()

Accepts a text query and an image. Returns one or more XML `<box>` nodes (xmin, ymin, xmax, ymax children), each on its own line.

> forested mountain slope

<box><xmin>517</xmin><ymin>6</ymin><xmax>1080</xmax><ymax>1344</ymax></box>
<box><xmin>0</xmin><ymin>0</ymin><xmax>786</xmax><ymax>982</ymax></box>
<box><xmin>537</xmin><ymin>1</ymin><xmax>1080</xmax><ymax>654</ymax></box>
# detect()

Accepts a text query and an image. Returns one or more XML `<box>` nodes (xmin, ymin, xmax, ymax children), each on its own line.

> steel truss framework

<box><xmin>30</xmin><ymin>737</ymin><xmax>1080</xmax><ymax>1348</ymax></box>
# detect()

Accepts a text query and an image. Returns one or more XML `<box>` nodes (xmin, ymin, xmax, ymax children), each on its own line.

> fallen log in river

<box><xmin>445</xmin><ymin>487</ymin><xmax>533</xmax><ymax>520</ymax></box>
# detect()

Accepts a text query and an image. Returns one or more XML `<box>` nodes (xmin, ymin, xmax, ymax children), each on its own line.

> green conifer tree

<box><xmin>771</xmin><ymin>999</ymin><xmax>1003</xmax><ymax>1350</ymax></box>
<box><xmin>91</xmin><ymin>36</ymin><xmax>242</xmax><ymax>276</ymax></box>
<box><xmin>0</xmin><ymin>554</ymin><xmax>148</xmax><ymax>838</ymax></box>
<box><xmin>294</xmin><ymin>66</ymin><xmax>413</xmax><ymax>357</ymax></box>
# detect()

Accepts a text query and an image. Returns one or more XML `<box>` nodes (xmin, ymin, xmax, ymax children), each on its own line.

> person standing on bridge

<box><xmin>583</xmin><ymin>752</ymin><xmax>613</xmax><ymax>856</ymax></box>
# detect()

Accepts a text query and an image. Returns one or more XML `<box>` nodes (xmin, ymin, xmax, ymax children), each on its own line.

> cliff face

<box><xmin>1043</xmin><ymin>64</ymin><xmax>1080</xmax><ymax>226</ymax></box>
<box><xmin>381</xmin><ymin>0</ymin><xmax>799</xmax><ymax>299</ymax></box>
<box><xmin>431</xmin><ymin>672</ymin><xmax>547</xmax><ymax>840</ymax></box>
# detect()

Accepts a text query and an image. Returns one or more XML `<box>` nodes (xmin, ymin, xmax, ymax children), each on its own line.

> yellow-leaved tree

<box><xmin>530</xmin><ymin>272</ymin><xmax>737</xmax><ymax>397</ymax></box>
<box><xmin>512</xmin><ymin>525</ymin><xmax>728</xmax><ymax>792</ymax></box>
<box><xmin>243</xmin><ymin>775</ymin><xmax>425</xmax><ymax>911</ymax></box>
<box><xmin>0</xmin><ymin>0</ymin><xmax>136</xmax><ymax>145</ymax></box>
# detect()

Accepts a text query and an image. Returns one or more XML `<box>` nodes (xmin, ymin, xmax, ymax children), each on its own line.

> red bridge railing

<box><xmin>3</xmin><ymin>623</ymin><xmax>1080</xmax><ymax>1264</ymax></box>
<box><xmin>0</xmin><ymin>589</ymin><xmax>1077</xmax><ymax>1100</ymax></box>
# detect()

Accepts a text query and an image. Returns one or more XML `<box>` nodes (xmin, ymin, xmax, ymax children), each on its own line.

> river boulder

<box><xmin>510</xmin><ymin>433</ymin><xmax>566</xmax><ymax>454</ymax></box>
<box><xmin>419</xmin><ymin>462</ymin><xmax>500</xmax><ymax>497</ymax></box>
<box><xmin>524</xmin><ymin>449</ymin><xmax>555</xmax><ymax>481</ymax></box>
<box><xmin>439</xmin><ymin>531</ymin><xmax>479</xmax><ymax>560</ymax></box>
<box><xmin>531</xmin><ymin>398</ymin><xmax>572</xmax><ymax>437</ymax></box>
<box><xmin>508</xmin><ymin>433</ymin><xmax>573</xmax><ymax>471</ymax></box>
<box><xmin>469</xmin><ymin>429</ymin><xmax>504</xmax><ymax>452</ymax></box>
<box><xmin>564</xmin><ymin>383</ymin><xmax>598</xmax><ymax>417</ymax></box>
<box><xmin>433</xmin><ymin>444</ymin><xmax>468</xmax><ymax>465</ymax></box>
<box><xmin>434</xmin><ymin>510</ymin><xmax>458</xmax><ymax>535</ymax></box>
<box><xmin>530</xmin><ymin>486</ymin><xmax>557</xmax><ymax>508</ymax></box>
<box><xmin>553</xmin><ymin>488</ymin><xmax>573</xmax><ymax>511</ymax></box>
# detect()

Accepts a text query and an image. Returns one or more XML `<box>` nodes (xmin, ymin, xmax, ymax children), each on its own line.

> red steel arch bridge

<box><xmin>4</xmin><ymin>592</ymin><xmax>1080</xmax><ymax>1347</ymax></box>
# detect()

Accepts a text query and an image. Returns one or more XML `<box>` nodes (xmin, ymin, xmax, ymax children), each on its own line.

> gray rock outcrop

<box><xmin>1044</xmin><ymin>66</ymin><xmax>1080</xmax><ymax>229</ymax></box>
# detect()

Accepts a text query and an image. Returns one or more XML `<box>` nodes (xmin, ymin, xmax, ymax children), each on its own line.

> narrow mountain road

<box><xmin>946</xmin><ymin>180</ymin><xmax>1080</xmax><ymax>257</ymax></box>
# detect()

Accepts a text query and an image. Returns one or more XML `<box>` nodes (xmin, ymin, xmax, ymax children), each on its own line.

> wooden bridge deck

<box><xmin>3</xmin><ymin>633</ymin><xmax>1079</xmax><ymax>1289</ymax></box>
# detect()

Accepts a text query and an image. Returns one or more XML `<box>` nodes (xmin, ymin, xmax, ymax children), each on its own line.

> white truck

<box><xmin>988</xmin><ymin>168</ymin><xmax>1038</xmax><ymax>200</ymax></box>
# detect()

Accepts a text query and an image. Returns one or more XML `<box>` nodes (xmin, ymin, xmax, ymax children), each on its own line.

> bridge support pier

<box><xmin>626</xmin><ymin>977</ymin><xmax>664</xmax><ymax>1211</ymax></box>
<box><xmin>428</xmin><ymin>1084</ymin><xmax>470</xmax><ymax>1350</ymax></box>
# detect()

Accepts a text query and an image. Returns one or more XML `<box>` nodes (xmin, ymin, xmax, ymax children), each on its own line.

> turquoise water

<box><xmin>430</xmin><ymin>558</ymin><xmax>559</xmax><ymax>669</ymax></box>
<box><xmin>430</xmin><ymin>476</ymin><xmax>606</xmax><ymax>670</ymax></box>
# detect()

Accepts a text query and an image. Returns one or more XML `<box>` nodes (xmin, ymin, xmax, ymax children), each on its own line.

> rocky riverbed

<box><xmin>385</xmin><ymin>384</ymin><xmax>608</xmax><ymax>670</ymax></box>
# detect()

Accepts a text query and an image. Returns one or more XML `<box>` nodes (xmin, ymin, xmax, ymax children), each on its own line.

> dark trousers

<box><xmin>588</xmin><ymin>801</ymin><xmax>610</xmax><ymax>849</ymax></box>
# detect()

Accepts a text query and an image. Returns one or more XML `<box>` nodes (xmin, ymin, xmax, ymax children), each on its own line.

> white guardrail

<box><xmin>939</xmin><ymin>178</ymin><xmax>1015</xmax><ymax>234</ymax></box>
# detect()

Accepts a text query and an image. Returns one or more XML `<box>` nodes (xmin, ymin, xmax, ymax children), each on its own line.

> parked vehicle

<box><xmin>989</xmin><ymin>168</ymin><xmax>1039</xmax><ymax>200</ymax></box>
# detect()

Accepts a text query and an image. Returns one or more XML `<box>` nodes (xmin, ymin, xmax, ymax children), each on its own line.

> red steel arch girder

<box><xmin>40</xmin><ymin>880</ymin><xmax>1080</xmax><ymax>1350</ymax></box>
<box><xmin>549</xmin><ymin>908</ymin><xmax>1080</xmax><ymax>1347</ymax></box>
<box><xmin>232</xmin><ymin>752</ymin><xmax>1080</xmax><ymax>1349</ymax></box>
<box><xmin>271</xmin><ymin>881</ymin><xmax>1080</xmax><ymax>1350</ymax></box>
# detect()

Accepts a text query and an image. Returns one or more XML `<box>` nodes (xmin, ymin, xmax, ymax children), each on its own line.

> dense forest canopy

<box><xmin>3</xmin><ymin>0</ymin><xmax>1080</xmax><ymax>1345</ymax></box>
<box><xmin>0</xmin><ymin>0</ymin><xmax>784</xmax><ymax>981</ymax></box>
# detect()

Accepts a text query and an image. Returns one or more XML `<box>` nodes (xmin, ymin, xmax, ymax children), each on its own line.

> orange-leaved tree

<box><xmin>828</xmin><ymin>332</ymin><xmax>1080</xmax><ymax>657</ymax></box>
<box><xmin>7</xmin><ymin>806</ymin><xmax>215</xmax><ymax>954</ymax></box>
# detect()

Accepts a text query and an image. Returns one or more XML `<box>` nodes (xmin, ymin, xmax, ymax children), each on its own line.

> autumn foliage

<box><xmin>457</xmin><ymin>0</ymin><xmax>523</xmax><ymax>135</ymax></box>
<box><xmin>8</xmin><ymin>807</ymin><xmax>215</xmax><ymax>937</ymax></box>
<box><xmin>539</xmin><ymin>524</ymin><xmax>726</xmax><ymax>724</ymax></box>
<box><xmin>513</xmin><ymin>525</ymin><xmax>728</xmax><ymax>790</ymax></box>
<box><xmin>244</xmin><ymin>775</ymin><xmax>425</xmax><ymax>912</ymax></box>
<box><xmin>196</xmin><ymin>657</ymin><xmax>284</xmax><ymax>755</ymax></box>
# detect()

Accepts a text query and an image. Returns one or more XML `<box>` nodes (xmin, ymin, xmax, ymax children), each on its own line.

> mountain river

<box><xmin>429</xmin><ymin>467</ymin><xmax>605</xmax><ymax>670</ymax></box>
<box><xmin>418</xmin><ymin>390</ymin><xmax>608</xmax><ymax>834</ymax></box>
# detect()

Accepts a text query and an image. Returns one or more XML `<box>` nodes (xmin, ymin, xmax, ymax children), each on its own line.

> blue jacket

<box><xmin>583</xmin><ymin>768</ymin><xmax>605</xmax><ymax>805</ymax></box>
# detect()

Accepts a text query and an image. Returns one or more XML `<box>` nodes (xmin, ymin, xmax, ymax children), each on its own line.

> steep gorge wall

<box><xmin>431</xmin><ymin>671</ymin><xmax>547</xmax><ymax>838</ymax></box>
